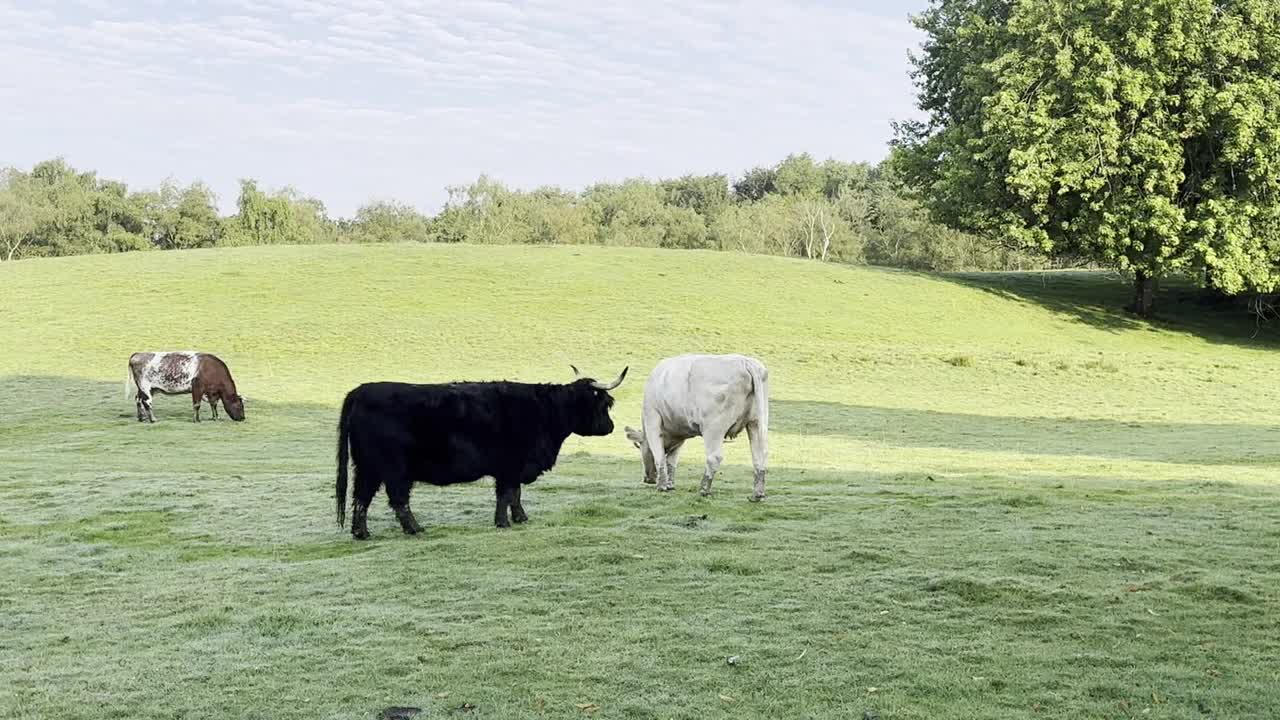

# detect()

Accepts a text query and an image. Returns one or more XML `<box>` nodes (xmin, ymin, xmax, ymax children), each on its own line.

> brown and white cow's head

<box><xmin>224</xmin><ymin>393</ymin><xmax>246</xmax><ymax>421</ymax></box>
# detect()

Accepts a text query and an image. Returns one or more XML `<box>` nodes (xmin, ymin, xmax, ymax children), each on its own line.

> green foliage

<box><xmin>895</xmin><ymin>0</ymin><xmax>1280</xmax><ymax>312</ymax></box>
<box><xmin>0</xmin><ymin>169</ymin><xmax>46</xmax><ymax>262</ymax></box>
<box><xmin>339</xmin><ymin>200</ymin><xmax>432</xmax><ymax>244</ymax></box>
<box><xmin>138</xmin><ymin>180</ymin><xmax>223</xmax><ymax>250</ymax></box>
<box><xmin>1</xmin><ymin>153</ymin><xmax>1040</xmax><ymax>271</ymax></box>
<box><xmin>0</xmin><ymin>158</ymin><xmax>159</xmax><ymax>260</ymax></box>
<box><xmin>732</xmin><ymin>165</ymin><xmax>777</xmax><ymax>201</ymax></box>
<box><xmin>584</xmin><ymin>179</ymin><xmax>711</xmax><ymax>248</ymax></box>
<box><xmin>772</xmin><ymin>152</ymin><xmax>825</xmax><ymax>197</ymax></box>
<box><xmin>223</xmin><ymin>180</ymin><xmax>336</xmax><ymax>247</ymax></box>
<box><xmin>430</xmin><ymin>176</ymin><xmax>596</xmax><ymax>246</ymax></box>
<box><xmin>659</xmin><ymin>173</ymin><xmax>730</xmax><ymax>224</ymax></box>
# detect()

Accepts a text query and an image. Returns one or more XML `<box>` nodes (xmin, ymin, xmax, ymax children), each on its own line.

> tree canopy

<box><xmin>893</xmin><ymin>0</ymin><xmax>1280</xmax><ymax>314</ymax></box>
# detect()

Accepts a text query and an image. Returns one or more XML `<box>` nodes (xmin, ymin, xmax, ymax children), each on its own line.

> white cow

<box><xmin>624</xmin><ymin>353</ymin><xmax>770</xmax><ymax>501</ymax></box>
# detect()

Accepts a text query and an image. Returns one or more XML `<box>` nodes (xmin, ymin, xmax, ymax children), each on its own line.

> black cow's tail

<box><xmin>336</xmin><ymin>389</ymin><xmax>356</xmax><ymax>527</ymax></box>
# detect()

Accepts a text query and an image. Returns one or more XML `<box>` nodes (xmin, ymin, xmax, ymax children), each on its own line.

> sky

<box><xmin>0</xmin><ymin>0</ymin><xmax>930</xmax><ymax>218</ymax></box>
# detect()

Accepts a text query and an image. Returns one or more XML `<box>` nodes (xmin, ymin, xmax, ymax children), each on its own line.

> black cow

<box><xmin>335</xmin><ymin>365</ymin><xmax>628</xmax><ymax>539</ymax></box>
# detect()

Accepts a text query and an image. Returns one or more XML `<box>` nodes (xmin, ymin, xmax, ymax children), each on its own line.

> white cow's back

<box><xmin>643</xmin><ymin>353</ymin><xmax>766</xmax><ymax>440</ymax></box>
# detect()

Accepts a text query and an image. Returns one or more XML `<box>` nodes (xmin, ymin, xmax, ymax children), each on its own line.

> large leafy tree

<box><xmin>894</xmin><ymin>0</ymin><xmax>1280</xmax><ymax>315</ymax></box>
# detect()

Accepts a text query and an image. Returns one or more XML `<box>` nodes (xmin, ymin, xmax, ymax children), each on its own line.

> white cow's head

<box><xmin>623</xmin><ymin>425</ymin><xmax>658</xmax><ymax>484</ymax></box>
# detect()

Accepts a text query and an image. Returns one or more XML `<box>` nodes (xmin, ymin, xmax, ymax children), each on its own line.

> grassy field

<box><xmin>1</xmin><ymin>243</ymin><xmax>1278</xmax><ymax>720</ymax></box>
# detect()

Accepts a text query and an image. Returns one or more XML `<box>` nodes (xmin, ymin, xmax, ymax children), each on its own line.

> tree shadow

<box><xmin>772</xmin><ymin>399</ymin><xmax>1278</xmax><ymax>466</ymax></box>
<box><xmin>938</xmin><ymin>270</ymin><xmax>1280</xmax><ymax>347</ymax></box>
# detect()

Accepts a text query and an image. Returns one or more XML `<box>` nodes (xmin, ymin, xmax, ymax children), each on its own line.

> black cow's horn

<box><xmin>570</xmin><ymin>364</ymin><xmax>582</xmax><ymax>378</ymax></box>
<box><xmin>591</xmin><ymin>366</ymin><xmax>628</xmax><ymax>391</ymax></box>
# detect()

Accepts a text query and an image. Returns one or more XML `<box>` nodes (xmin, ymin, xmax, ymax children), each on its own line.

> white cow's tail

<box><xmin>747</xmin><ymin>358</ymin><xmax>770</xmax><ymax>433</ymax></box>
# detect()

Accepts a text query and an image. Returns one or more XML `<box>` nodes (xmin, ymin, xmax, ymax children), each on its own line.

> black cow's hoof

<box><xmin>353</xmin><ymin>531</ymin><xmax>370</xmax><ymax>540</ymax></box>
<box><xmin>512</xmin><ymin>512</ymin><xmax>528</xmax><ymax>524</ymax></box>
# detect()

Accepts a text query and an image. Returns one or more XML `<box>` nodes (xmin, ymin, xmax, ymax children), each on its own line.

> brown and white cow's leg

<box><xmin>510</xmin><ymin>484</ymin><xmax>528</xmax><ymax>524</ymax></box>
<box><xmin>190</xmin><ymin>379</ymin><xmax>204</xmax><ymax>422</ymax></box>
<box><xmin>209</xmin><ymin>396</ymin><xmax>219</xmax><ymax>420</ymax></box>
<box><xmin>699</xmin><ymin>430</ymin><xmax>726</xmax><ymax>497</ymax></box>
<box><xmin>746</xmin><ymin>420</ymin><xmax>768</xmax><ymax>502</ymax></box>
<box><xmin>135</xmin><ymin>377</ymin><xmax>156</xmax><ymax>423</ymax></box>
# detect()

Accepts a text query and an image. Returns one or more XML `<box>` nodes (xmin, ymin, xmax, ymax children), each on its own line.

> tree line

<box><xmin>0</xmin><ymin>154</ymin><xmax>1046</xmax><ymax>273</ymax></box>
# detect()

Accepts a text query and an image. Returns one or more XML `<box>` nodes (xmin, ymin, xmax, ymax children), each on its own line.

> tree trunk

<box><xmin>1130</xmin><ymin>270</ymin><xmax>1156</xmax><ymax>317</ymax></box>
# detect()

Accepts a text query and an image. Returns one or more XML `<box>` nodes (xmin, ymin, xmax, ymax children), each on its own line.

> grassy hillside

<box><xmin>1</xmin><ymin>244</ymin><xmax>1277</xmax><ymax>719</ymax></box>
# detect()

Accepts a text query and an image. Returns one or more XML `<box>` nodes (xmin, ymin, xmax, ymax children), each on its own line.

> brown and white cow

<box><xmin>126</xmin><ymin>351</ymin><xmax>245</xmax><ymax>423</ymax></box>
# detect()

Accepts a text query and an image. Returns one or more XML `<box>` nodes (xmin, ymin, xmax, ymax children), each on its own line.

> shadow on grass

<box><xmin>3</xmin><ymin>375</ymin><xmax>1274</xmax><ymax>470</ymax></box>
<box><xmin>772</xmin><ymin>399</ymin><xmax>1277</xmax><ymax>466</ymax></box>
<box><xmin>937</xmin><ymin>269</ymin><xmax>1280</xmax><ymax>347</ymax></box>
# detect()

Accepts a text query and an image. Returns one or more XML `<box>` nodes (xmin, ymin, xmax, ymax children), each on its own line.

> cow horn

<box><xmin>570</xmin><ymin>364</ymin><xmax>582</xmax><ymax>378</ymax></box>
<box><xmin>591</xmin><ymin>366</ymin><xmax>628</xmax><ymax>391</ymax></box>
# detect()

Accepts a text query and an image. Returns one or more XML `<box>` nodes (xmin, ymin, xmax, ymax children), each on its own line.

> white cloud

<box><xmin>0</xmin><ymin>0</ymin><xmax>929</xmax><ymax>216</ymax></box>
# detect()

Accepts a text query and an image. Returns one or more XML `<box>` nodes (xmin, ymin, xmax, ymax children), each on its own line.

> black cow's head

<box><xmin>567</xmin><ymin>365</ymin><xmax>627</xmax><ymax>436</ymax></box>
<box><xmin>225</xmin><ymin>393</ymin><xmax>246</xmax><ymax>422</ymax></box>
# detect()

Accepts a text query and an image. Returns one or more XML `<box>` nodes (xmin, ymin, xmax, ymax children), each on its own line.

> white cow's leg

<box><xmin>747</xmin><ymin>420</ymin><xmax>768</xmax><ymax>502</ymax></box>
<box><xmin>699</xmin><ymin>431</ymin><xmax>726</xmax><ymax>497</ymax></box>
<box><xmin>665</xmin><ymin>441</ymin><xmax>684</xmax><ymax>488</ymax></box>
<box><xmin>647</xmin><ymin>433</ymin><xmax>673</xmax><ymax>491</ymax></box>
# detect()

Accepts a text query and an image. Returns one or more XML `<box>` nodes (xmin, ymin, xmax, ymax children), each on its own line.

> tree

<box><xmin>732</xmin><ymin>166</ymin><xmax>777</xmax><ymax>202</ymax></box>
<box><xmin>224</xmin><ymin>180</ymin><xmax>333</xmax><ymax>246</ymax></box>
<box><xmin>0</xmin><ymin>170</ymin><xmax>43</xmax><ymax>261</ymax></box>
<box><xmin>772</xmin><ymin>153</ymin><xmax>824</xmax><ymax>197</ymax></box>
<box><xmin>341</xmin><ymin>200</ymin><xmax>432</xmax><ymax>244</ymax></box>
<box><xmin>660</xmin><ymin>174</ymin><xmax>730</xmax><ymax>223</ymax></box>
<box><xmin>894</xmin><ymin>0</ymin><xmax>1280</xmax><ymax>315</ymax></box>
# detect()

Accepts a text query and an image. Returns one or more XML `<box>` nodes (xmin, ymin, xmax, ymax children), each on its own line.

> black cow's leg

<box><xmin>351</xmin><ymin>467</ymin><xmax>380</xmax><ymax>540</ymax></box>
<box><xmin>510</xmin><ymin>484</ymin><xmax>528</xmax><ymax>524</ymax></box>
<box><xmin>387</xmin><ymin>481</ymin><xmax>422</xmax><ymax>535</ymax></box>
<box><xmin>351</xmin><ymin>502</ymin><xmax>370</xmax><ymax>540</ymax></box>
<box><xmin>494</xmin><ymin>481</ymin><xmax>515</xmax><ymax>528</ymax></box>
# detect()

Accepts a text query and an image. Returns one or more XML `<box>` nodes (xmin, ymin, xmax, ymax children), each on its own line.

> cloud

<box><xmin>0</xmin><ymin>0</ymin><xmax>929</xmax><ymax>216</ymax></box>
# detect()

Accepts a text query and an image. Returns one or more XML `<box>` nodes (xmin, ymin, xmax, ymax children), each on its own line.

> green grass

<box><xmin>1</xmin><ymin>243</ymin><xmax>1278</xmax><ymax>720</ymax></box>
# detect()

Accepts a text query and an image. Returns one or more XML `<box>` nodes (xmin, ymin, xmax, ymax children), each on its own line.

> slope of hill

<box><xmin>1</xmin><ymin>244</ymin><xmax>1277</xmax><ymax>719</ymax></box>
